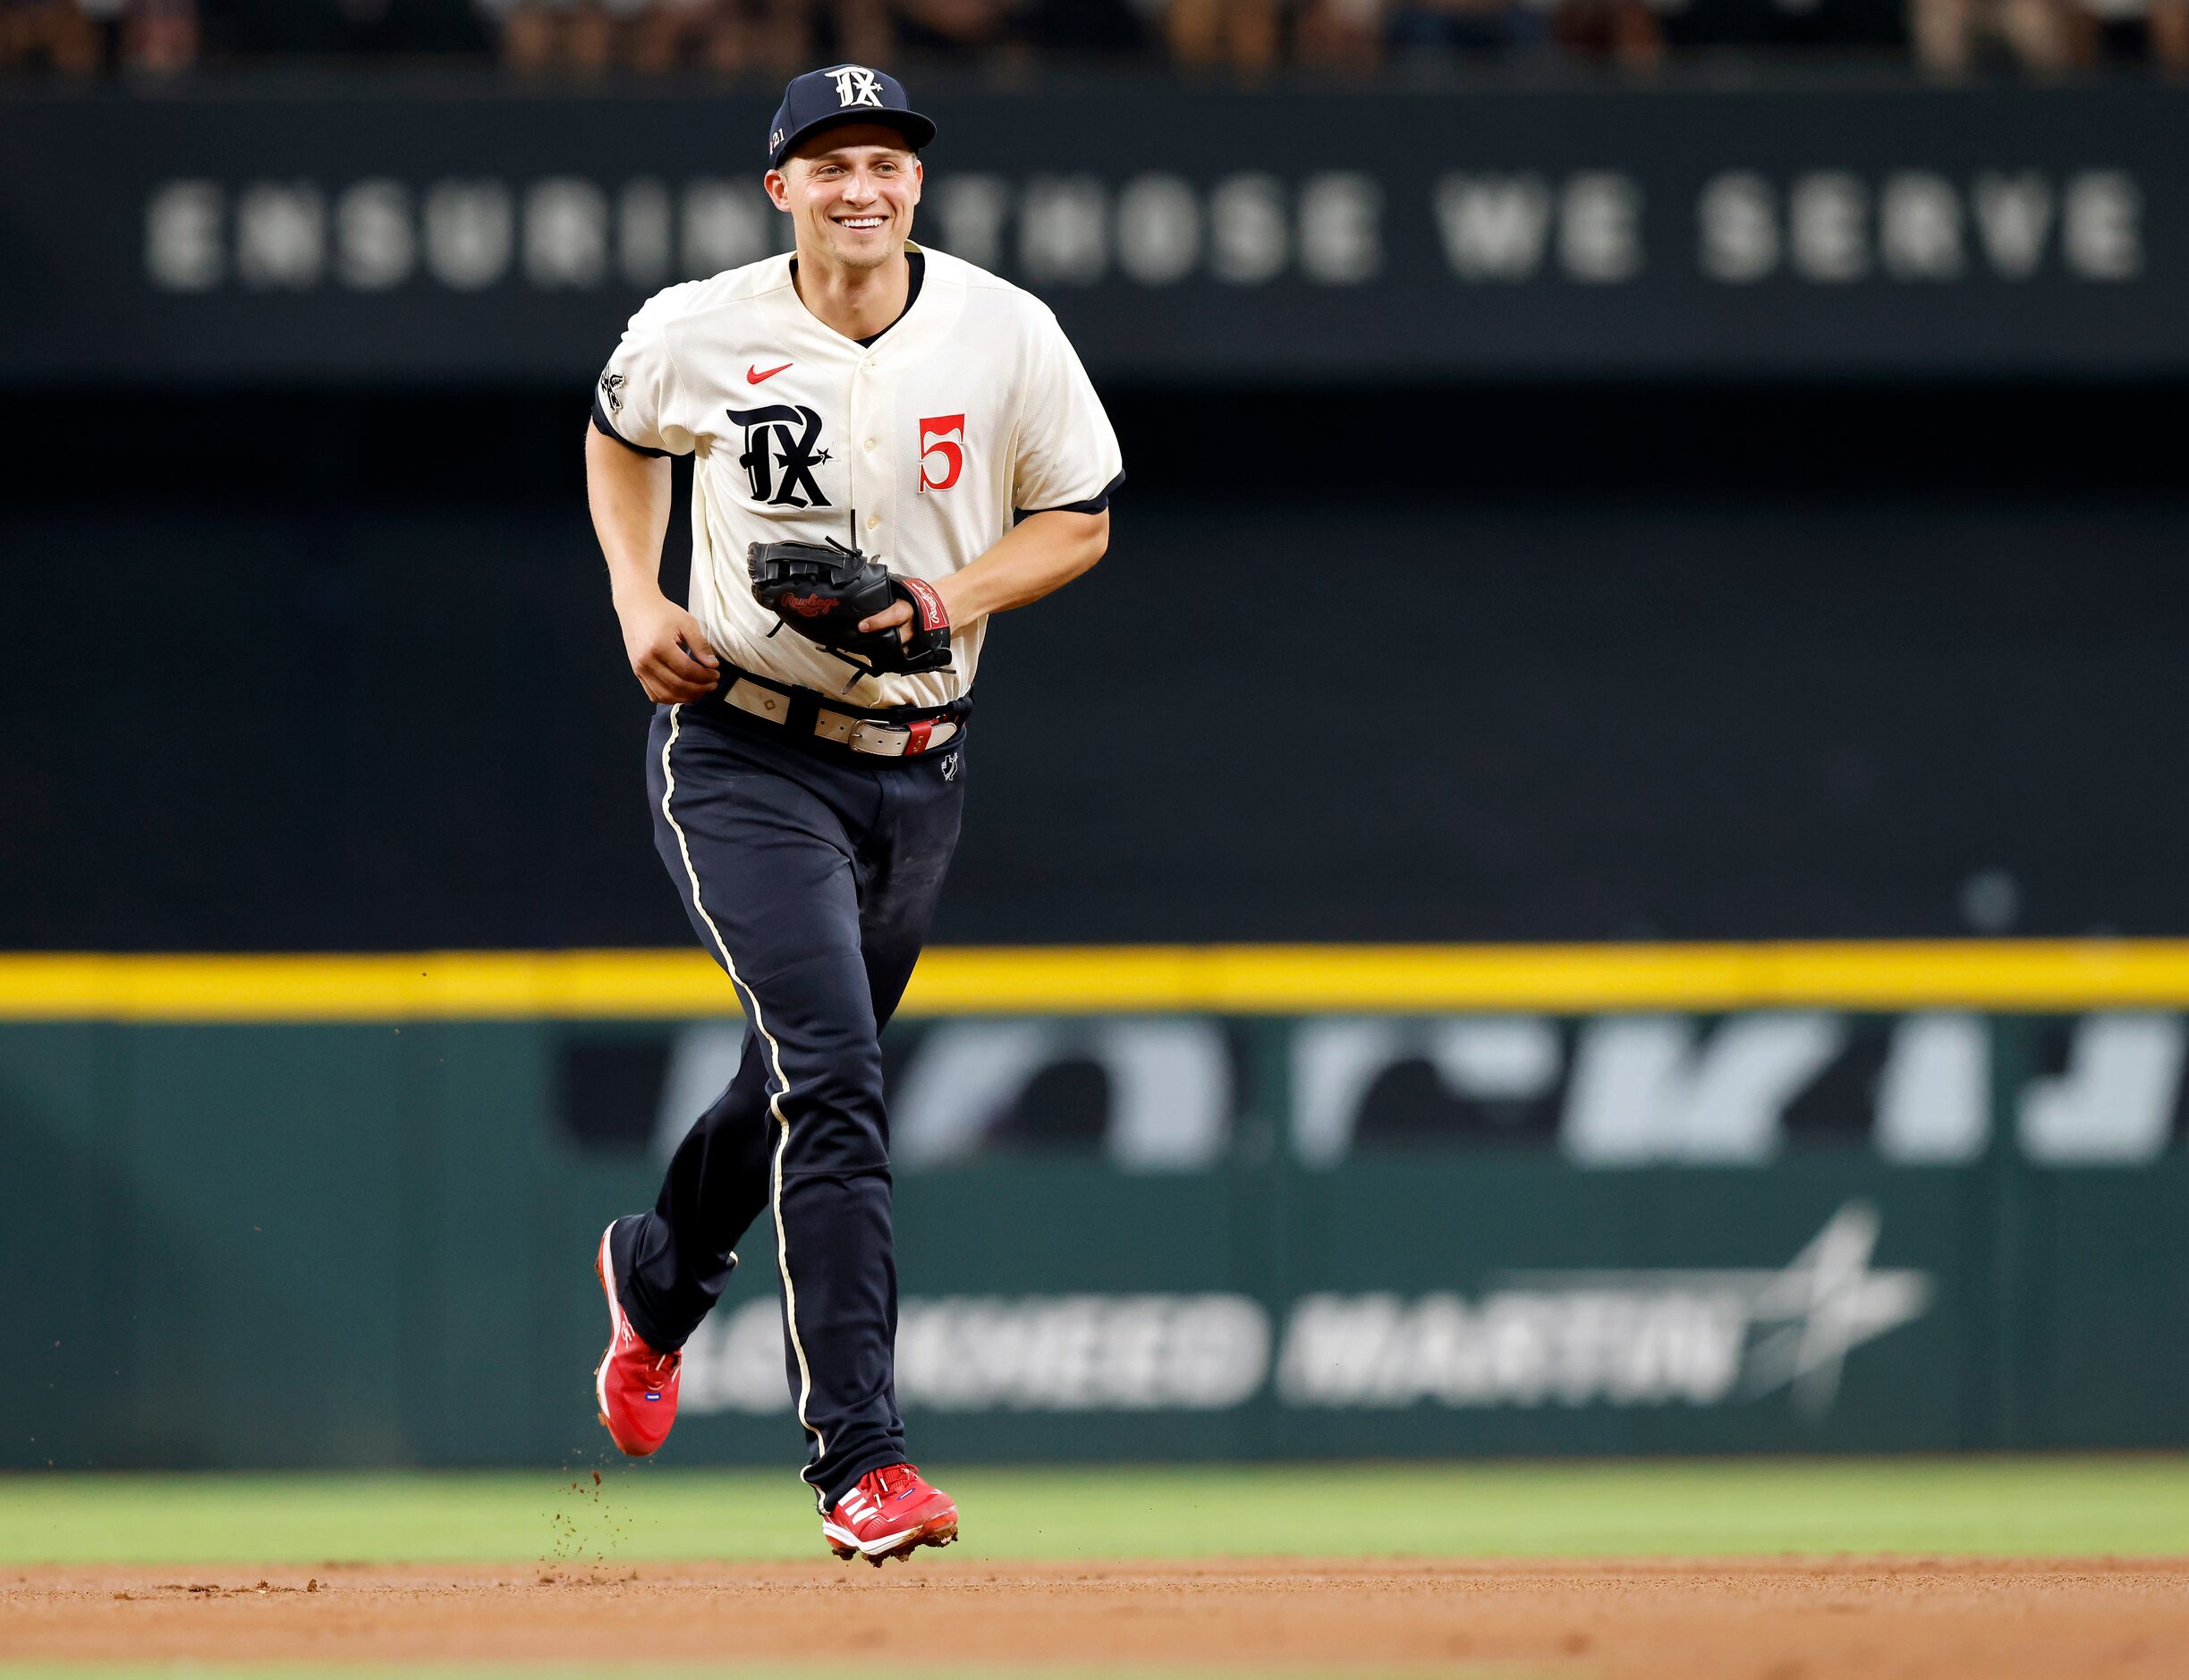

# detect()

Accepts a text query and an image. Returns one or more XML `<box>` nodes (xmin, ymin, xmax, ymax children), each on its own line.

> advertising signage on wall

<box><xmin>588</xmin><ymin>1010</ymin><xmax>2189</xmax><ymax>1171</ymax></box>
<box><xmin>4</xmin><ymin>998</ymin><xmax>2185</xmax><ymax>1468</ymax></box>
<box><xmin>1</xmin><ymin>84</ymin><xmax>2184</xmax><ymax>382</ymax></box>
<box><xmin>678</xmin><ymin>1202</ymin><xmax>1934</xmax><ymax>1421</ymax></box>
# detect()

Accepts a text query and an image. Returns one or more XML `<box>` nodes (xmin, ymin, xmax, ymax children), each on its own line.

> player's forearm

<box><xmin>938</xmin><ymin>509</ymin><xmax>1108</xmax><ymax>625</ymax></box>
<box><xmin>585</xmin><ymin>427</ymin><xmax>676</xmax><ymax>606</ymax></box>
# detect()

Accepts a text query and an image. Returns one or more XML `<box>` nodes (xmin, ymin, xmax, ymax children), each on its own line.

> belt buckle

<box><xmin>860</xmin><ymin>720</ymin><xmax>912</xmax><ymax>757</ymax></box>
<box><xmin>815</xmin><ymin>705</ymin><xmax>954</xmax><ymax>758</ymax></box>
<box><xmin>819</xmin><ymin>709</ymin><xmax>908</xmax><ymax>757</ymax></box>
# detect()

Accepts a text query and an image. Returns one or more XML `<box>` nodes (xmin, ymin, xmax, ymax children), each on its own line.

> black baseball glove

<box><xmin>745</xmin><ymin>536</ymin><xmax>954</xmax><ymax>684</ymax></box>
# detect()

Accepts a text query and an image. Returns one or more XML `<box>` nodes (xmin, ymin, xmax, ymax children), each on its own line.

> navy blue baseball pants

<box><xmin>610</xmin><ymin>699</ymin><xmax>965</xmax><ymax>1511</ymax></box>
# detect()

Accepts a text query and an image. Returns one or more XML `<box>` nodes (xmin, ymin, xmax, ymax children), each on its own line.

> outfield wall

<box><xmin>5</xmin><ymin>945</ymin><xmax>2185</xmax><ymax>1470</ymax></box>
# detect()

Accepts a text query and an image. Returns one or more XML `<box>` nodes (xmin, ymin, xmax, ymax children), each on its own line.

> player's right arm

<box><xmin>587</xmin><ymin>288</ymin><xmax>718</xmax><ymax>704</ymax></box>
<box><xmin>586</xmin><ymin>426</ymin><xmax>719</xmax><ymax>702</ymax></box>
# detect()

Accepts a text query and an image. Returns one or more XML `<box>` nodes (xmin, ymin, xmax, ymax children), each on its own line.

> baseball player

<box><xmin>582</xmin><ymin>64</ymin><xmax>1122</xmax><ymax>1566</ymax></box>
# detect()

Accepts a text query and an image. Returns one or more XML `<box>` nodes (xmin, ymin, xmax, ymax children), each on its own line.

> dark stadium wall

<box><xmin>7</xmin><ymin>1008</ymin><xmax>2187</xmax><ymax>1468</ymax></box>
<box><xmin>7</xmin><ymin>381</ymin><xmax>2189</xmax><ymax>949</ymax></box>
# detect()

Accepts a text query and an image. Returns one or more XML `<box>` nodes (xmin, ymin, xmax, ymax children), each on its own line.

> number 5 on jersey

<box><xmin>919</xmin><ymin>415</ymin><xmax>965</xmax><ymax>493</ymax></box>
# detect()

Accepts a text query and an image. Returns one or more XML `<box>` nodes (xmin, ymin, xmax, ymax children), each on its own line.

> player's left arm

<box><xmin>857</xmin><ymin>509</ymin><xmax>1107</xmax><ymax>638</ymax></box>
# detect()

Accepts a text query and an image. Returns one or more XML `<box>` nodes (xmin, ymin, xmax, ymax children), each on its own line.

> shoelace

<box><xmin>616</xmin><ymin>1316</ymin><xmax>683</xmax><ymax>1365</ymax></box>
<box><xmin>865</xmin><ymin>1464</ymin><xmax>921</xmax><ymax>1503</ymax></box>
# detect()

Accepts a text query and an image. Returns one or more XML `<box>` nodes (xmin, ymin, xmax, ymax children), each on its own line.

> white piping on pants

<box><xmin>659</xmin><ymin>703</ymin><xmax>828</xmax><ymax>1502</ymax></box>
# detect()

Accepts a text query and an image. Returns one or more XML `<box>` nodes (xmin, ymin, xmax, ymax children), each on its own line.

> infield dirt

<box><xmin>4</xmin><ymin>1557</ymin><xmax>2185</xmax><ymax>1677</ymax></box>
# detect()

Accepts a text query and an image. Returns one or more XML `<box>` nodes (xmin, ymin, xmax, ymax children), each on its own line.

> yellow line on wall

<box><xmin>3</xmin><ymin>942</ymin><xmax>2189</xmax><ymax>1022</ymax></box>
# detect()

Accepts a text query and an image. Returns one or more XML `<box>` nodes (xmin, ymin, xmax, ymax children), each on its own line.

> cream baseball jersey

<box><xmin>594</xmin><ymin>244</ymin><xmax>1123</xmax><ymax>709</ymax></box>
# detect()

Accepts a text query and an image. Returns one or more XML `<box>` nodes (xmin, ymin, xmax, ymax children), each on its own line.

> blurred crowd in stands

<box><xmin>3</xmin><ymin>0</ymin><xmax>2186</xmax><ymax>78</ymax></box>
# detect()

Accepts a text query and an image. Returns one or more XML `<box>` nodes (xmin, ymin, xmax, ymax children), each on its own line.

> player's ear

<box><xmin>906</xmin><ymin>158</ymin><xmax>922</xmax><ymax>208</ymax></box>
<box><xmin>764</xmin><ymin>166</ymin><xmax>793</xmax><ymax>212</ymax></box>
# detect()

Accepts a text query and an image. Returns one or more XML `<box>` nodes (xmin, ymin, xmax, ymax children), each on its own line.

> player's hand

<box><xmin>857</xmin><ymin>573</ymin><xmax>962</xmax><ymax>646</ymax></box>
<box><xmin>617</xmin><ymin>590</ymin><xmax>720</xmax><ymax>702</ymax></box>
<box><xmin>855</xmin><ymin>598</ymin><xmax>915</xmax><ymax>645</ymax></box>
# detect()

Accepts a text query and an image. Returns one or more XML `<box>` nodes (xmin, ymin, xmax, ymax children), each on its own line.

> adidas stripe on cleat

<box><xmin>821</xmin><ymin>1464</ymin><xmax>959</xmax><ymax>1566</ymax></box>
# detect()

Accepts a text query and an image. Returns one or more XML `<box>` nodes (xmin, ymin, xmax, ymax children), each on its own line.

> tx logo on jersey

<box><xmin>598</xmin><ymin>370</ymin><xmax>624</xmax><ymax>416</ymax></box>
<box><xmin>830</xmin><ymin>65</ymin><xmax>884</xmax><ymax>107</ymax></box>
<box><xmin>726</xmin><ymin>403</ymin><xmax>834</xmax><ymax>510</ymax></box>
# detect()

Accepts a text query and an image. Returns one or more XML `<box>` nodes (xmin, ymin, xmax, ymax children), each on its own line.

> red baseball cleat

<box><xmin>593</xmin><ymin>1221</ymin><xmax>681</xmax><ymax>1456</ymax></box>
<box><xmin>822</xmin><ymin>1464</ymin><xmax>960</xmax><ymax>1566</ymax></box>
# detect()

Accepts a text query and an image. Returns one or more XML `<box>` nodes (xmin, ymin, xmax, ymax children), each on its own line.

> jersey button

<box><xmin>867</xmin><ymin>514</ymin><xmax>880</xmax><ymax>530</ymax></box>
<box><xmin>862</xmin><ymin>438</ymin><xmax>877</xmax><ymax>453</ymax></box>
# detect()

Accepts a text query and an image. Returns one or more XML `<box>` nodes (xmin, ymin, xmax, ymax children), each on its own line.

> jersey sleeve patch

<box><xmin>592</xmin><ymin>288</ymin><xmax>697</xmax><ymax>457</ymax></box>
<box><xmin>592</xmin><ymin>386</ymin><xmax>671</xmax><ymax>459</ymax></box>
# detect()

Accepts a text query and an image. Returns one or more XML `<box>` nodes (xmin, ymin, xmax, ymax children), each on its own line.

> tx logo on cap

<box><xmin>767</xmin><ymin>64</ymin><xmax>936</xmax><ymax>169</ymax></box>
<box><xmin>829</xmin><ymin>66</ymin><xmax>884</xmax><ymax>107</ymax></box>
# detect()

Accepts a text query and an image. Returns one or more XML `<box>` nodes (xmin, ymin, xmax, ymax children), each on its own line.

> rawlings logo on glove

<box><xmin>746</xmin><ymin>528</ymin><xmax>953</xmax><ymax>684</ymax></box>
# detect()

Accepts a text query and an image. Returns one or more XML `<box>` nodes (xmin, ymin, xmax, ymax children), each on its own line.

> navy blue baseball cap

<box><xmin>768</xmin><ymin>65</ymin><xmax>938</xmax><ymax>172</ymax></box>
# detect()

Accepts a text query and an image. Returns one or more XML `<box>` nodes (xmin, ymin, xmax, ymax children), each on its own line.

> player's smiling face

<box><xmin>768</xmin><ymin>125</ymin><xmax>922</xmax><ymax>274</ymax></box>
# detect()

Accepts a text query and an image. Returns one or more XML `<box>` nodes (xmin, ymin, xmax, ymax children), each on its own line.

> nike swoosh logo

<box><xmin>747</xmin><ymin>361</ymin><xmax>793</xmax><ymax>384</ymax></box>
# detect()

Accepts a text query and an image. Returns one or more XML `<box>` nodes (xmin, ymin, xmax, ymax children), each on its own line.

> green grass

<box><xmin>3</xmin><ymin>1457</ymin><xmax>2186</xmax><ymax>1566</ymax></box>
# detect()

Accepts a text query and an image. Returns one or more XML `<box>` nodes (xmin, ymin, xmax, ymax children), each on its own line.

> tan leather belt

<box><xmin>723</xmin><ymin>675</ymin><xmax>961</xmax><ymax>759</ymax></box>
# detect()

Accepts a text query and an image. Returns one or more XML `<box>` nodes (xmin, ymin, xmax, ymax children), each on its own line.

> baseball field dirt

<box><xmin>5</xmin><ymin>1462</ymin><xmax>2187</xmax><ymax>1676</ymax></box>
<box><xmin>5</xmin><ymin>1557</ymin><xmax>2189</xmax><ymax>1677</ymax></box>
